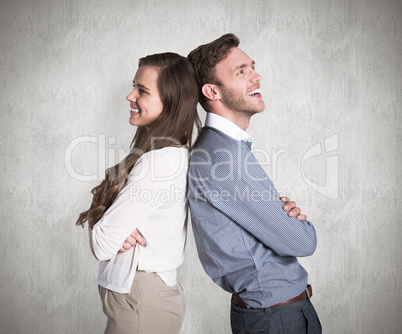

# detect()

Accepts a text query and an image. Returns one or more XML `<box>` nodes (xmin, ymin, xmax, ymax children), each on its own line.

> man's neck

<box><xmin>207</xmin><ymin>108</ymin><xmax>251</xmax><ymax>131</ymax></box>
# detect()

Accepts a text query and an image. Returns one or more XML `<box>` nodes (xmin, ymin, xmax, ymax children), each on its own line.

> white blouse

<box><xmin>92</xmin><ymin>147</ymin><xmax>189</xmax><ymax>293</ymax></box>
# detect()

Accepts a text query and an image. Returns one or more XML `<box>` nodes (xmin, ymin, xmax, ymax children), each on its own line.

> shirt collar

<box><xmin>205</xmin><ymin>112</ymin><xmax>253</xmax><ymax>144</ymax></box>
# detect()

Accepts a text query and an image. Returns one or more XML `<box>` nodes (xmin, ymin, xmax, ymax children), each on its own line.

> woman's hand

<box><xmin>119</xmin><ymin>229</ymin><xmax>148</xmax><ymax>253</ymax></box>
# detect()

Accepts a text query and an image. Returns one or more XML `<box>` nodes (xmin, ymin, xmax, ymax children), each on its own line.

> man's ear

<box><xmin>201</xmin><ymin>84</ymin><xmax>221</xmax><ymax>101</ymax></box>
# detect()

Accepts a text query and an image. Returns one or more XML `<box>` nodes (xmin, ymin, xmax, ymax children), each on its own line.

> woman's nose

<box><xmin>126</xmin><ymin>90</ymin><xmax>136</xmax><ymax>102</ymax></box>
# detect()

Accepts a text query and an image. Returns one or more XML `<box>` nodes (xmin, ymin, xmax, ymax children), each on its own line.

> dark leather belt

<box><xmin>232</xmin><ymin>285</ymin><xmax>312</xmax><ymax>309</ymax></box>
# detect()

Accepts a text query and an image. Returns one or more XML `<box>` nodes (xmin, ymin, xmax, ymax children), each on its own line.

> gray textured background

<box><xmin>1</xmin><ymin>0</ymin><xmax>401</xmax><ymax>333</ymax></box>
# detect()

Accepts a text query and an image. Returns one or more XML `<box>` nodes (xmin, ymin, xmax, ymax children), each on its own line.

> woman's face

<box><xmin>126</xmin><ymin>66</ymin><xmax>164</xmax><ymax>127</ymax></box>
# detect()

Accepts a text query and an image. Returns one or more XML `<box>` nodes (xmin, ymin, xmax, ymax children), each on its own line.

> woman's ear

<box><xmin>201</xmin><ymin>84</ymin><xmax>221</xmax><ymax>101</ymax></box>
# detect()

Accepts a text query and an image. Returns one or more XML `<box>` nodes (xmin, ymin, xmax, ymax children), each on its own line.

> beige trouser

<box><xmin>98</xmin><ymin>271</ymin><xmax>185</xmax><ymax>334</ymax></box>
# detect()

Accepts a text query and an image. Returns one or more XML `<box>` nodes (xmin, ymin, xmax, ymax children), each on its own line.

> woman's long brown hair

<box><xmin>76</xmin><ymin>53</ymin><xmax>201</xmax><ymax>228</ymax></box>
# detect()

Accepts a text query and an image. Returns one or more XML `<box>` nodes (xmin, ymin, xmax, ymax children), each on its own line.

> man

<box><xmin>186</xmin><ymin>33</ymin><xmax>322</xmax><ymax>333</ymax></box>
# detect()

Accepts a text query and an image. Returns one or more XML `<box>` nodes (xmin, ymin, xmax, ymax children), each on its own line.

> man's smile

<box><xmin>247</xmin><ymin>87</ymin><xmax>262</xmax><ymax>98</ymax></box>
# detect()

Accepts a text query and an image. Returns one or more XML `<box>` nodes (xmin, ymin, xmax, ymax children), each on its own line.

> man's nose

<box><xmin>250</xmin><ymin>69</ymin><xmax>262</xmax><ymax>82</ymax></box>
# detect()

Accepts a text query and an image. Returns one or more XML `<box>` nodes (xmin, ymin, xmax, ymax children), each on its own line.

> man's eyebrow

<box><xmin>232</xmin><ymin>60</ymin><xmax>256</xmax><ymax>72</ymax></box>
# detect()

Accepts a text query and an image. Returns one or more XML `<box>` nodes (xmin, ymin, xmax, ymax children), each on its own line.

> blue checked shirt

<box><xmin>188</xmin><ymin>113</ymin><xmax>317</xmax><ymax>308</ymax></box>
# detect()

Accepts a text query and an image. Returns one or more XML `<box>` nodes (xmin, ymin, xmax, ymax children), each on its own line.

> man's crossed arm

<box><xmin>116</xmin><ymin>196</ymin><xmax>307</xmax><ymax>254</ymax></box>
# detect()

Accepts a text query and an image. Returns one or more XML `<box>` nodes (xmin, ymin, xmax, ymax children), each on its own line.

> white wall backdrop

<box><xmin>1</xmin><ymin>0</ymin><xmax>401</xmax><ymax>333</ymax></box>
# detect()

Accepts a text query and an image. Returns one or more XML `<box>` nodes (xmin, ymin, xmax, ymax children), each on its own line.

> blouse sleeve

<box><xmin>91</xmin><ymin>151</ymin><xmax>176</xmax><ymax>261</ymax></box>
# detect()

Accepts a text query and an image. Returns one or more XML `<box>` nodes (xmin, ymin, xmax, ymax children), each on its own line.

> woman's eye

<box><xmin>139</xmin><ymin>89</ymin><xmax>146</xmax><ymax>95</ymax></box>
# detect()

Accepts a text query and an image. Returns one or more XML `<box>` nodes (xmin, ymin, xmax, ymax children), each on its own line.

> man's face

<box><xmin>214</xmin><ymin>47</ymin><xmax>265</xmax><ymax>116</ymax></box>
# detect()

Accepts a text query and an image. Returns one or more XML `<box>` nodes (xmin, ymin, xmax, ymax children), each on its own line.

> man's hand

<box><xmin>280</xmin><ymin>196</ymin><xmax>307</xmax><ymax>221</ymax></box>
<box><xmin>119</xmin><ymin>229</ymin><xmax>147</xmax><ymax>253</ymax></box>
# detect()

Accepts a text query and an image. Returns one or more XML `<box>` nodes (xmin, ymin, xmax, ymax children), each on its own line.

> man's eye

<box><xmin>139</xmin><ymin>89</ymin><xmax>146</xmax><ymax>95</ymax></box>
<box><xmin>237</xmin><ymin>69</ymin><xmax>245</xmax><ymax>75</ymax></box>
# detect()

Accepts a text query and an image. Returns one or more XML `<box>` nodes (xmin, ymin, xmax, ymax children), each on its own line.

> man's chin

<box><xmin>250</xmin><ymin>104</ymin><xmax>266</xmax><ymax>115</ymax></box>
<box><xmin>257</xmin><ymin>100</ymin><xmax>266</xmax><ymax>112</ymax></box>
<box><xmin>239</xmin><ymin>109</ymin><xmax>263</xmax><ymax>118</ymax></box>
<box><xmin>255</xmin><ymin>106</ymin><xmax>265</xmax><ymax>114</ymax></box>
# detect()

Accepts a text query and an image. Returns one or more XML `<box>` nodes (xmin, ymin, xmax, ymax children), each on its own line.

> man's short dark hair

<box><xmin>188</xmin><ymin>33</ymin><xmax>240</xmax><ymax>109</ymax></box>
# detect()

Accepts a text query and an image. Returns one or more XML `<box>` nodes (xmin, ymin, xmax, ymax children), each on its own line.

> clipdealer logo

<box><xmin>301</xmin><ymin>134</ymin><xmax>339</xmax><ymax>200</ymax></box>
<box><xmin>64</xmin><ymin>135</ymin><xmax>186</xmax><ymax>182</ymax></box>
<box><xmin>65</xmin><ymin>133</ymin><xmax>340</xmax><ymax>200</ymax></box>
<box><xmin>64</xmin><ymin>135</ymin><xmax>122</xmax><ymax>182</ymax></box>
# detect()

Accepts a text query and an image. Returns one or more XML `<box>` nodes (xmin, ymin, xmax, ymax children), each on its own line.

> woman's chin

<box><xmin>129</xmin><ymin>117</ymin><xmax>140</xmax><ymax>126</ymax></box>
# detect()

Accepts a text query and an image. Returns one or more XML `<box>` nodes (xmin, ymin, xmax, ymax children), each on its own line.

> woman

<box><xmin>76</xmin><ymin>52</ymin><xmax>201</xmax><ymax>333</ymax></box>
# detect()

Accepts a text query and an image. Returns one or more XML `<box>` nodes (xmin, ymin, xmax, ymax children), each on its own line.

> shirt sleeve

<box><xmin>192</xmin><ymin>144</ymin><xmax>317</xmax><ymax>257</ymax></box>
<box><xmin>91</xmin><ymin>151</ymin><xmax>175</xmax><ymax>261</ymax></box>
